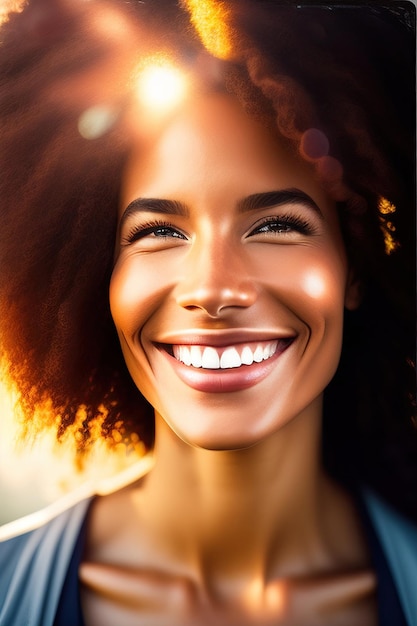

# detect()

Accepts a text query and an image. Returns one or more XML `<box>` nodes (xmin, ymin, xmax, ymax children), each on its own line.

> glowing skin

<box><xmin>82</xmin><ymin>94</ymin><xmax>374</xmax><ymax>625</ymax></box>
<box><xmin>110</xmin><ymin>93</ymin><xmax>359</xmax><ymax>451</ymax></box>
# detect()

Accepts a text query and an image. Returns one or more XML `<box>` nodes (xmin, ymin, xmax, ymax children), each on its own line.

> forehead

<box><xmin>121</xmin><ymin>93</ymin><xmax>333</xmax><ymax>215</ymax></box>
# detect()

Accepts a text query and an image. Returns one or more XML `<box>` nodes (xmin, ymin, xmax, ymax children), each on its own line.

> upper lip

<box><xmin>153</xmin><ymin>329</ymin><xmax>297</xmax><ymax>348</ymax></box>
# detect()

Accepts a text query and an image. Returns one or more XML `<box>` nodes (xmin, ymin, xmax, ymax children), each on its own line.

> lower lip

<box><xmin>159</xmin><ymin>341</ymin><xmax>293</xmax><ymax>393</ymax></box>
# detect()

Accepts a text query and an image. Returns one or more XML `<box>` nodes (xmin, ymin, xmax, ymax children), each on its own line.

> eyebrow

<box><xmin>120</xmin><ymin>187</ymin><xmax>323</xmax><ymax>228</ymax></box>
<box><xmin>237</xmin><ymin>189</ymin><xmax>324</xmax><ymax>217</ymax></box>
<box><xmin>120</xmin><ymin>197</ymin><xmax>189</xmax><ymax>229</ymax></box>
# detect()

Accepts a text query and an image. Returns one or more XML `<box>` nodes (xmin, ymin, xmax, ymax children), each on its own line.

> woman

<box><xmin>0</xmin><ymin>0</ymin><xmax>416</xmax><ymax>624</ymax></box>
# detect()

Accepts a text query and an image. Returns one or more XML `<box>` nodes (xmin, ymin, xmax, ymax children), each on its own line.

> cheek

<box><xmin>298</xmin><ymin>265</ymin><xmax>347</xmax><ymax>322</ymax></box>
<box><xmin>261</xmin><ymin>250</ymin><xmax>348</xmax><ymax>402</ymax></box>
<box><xmin>109</xmin><ymin>256</ymin><xmax>169</xmax><ymax>335</ymax></box>
<box><xmin>256</xmin><ymin>245</ymin><xmax>348</xmax><ymax>318</ymax></box>
<box><xmin>302</xmin><ymin>271</ymin><xmax>328</xmax><ymax>300</ymax></box>
<box><xmin>109</xmin><ymin>259</ymin><xmax>163</xmax><ymax>400</ymax></box>
<box><xmin>258</xmin><ymin>246</ymin><xmax>348</xmax><ymax>387</ymax></box>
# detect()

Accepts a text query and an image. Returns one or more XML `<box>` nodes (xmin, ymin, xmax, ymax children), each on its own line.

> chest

<box><xmin>79</xmin><ymin>562</ymin><xmax>378</xmax><ymax>626</ymax></box>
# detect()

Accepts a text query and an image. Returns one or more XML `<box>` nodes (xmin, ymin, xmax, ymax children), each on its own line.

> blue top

<box><xmin>0</xmin><ymin>489</ymin><xmax>416</xmax><ymax>625</ymax></box>
<box><xmin>53</xmin><ymin>508</ymin><xmax>88</xmax><ymax>626</ymax></box>
<box><xmin>52</xmin><ymin>495</ymin><xmax>408</xmax><ymax>626</ymax></box>
<box><xmin>359</xmin><ymin>497</ymin><xmax>407</xmax><ymax>625</ymax></box>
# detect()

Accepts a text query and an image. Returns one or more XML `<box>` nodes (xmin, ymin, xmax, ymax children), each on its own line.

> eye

<box><xmin>121</xmin><ymin>220</ymin><xmax>187</xmax><ymax>246</ymax></box>
<box><xmin>248</xmin><ymin>214</ymin><xmax>316</xmax><ymax>238</ymax></box>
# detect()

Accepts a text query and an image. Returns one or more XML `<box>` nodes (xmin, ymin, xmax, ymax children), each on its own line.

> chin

<box><xmin>190</xmin><ymin>436</ymin><xmax>260</xmax><ymax>452</ymax></box>
<box><xmin>161</xmin><ymin>410</ymin><xmax>277</xmax><ymax>452</ymax></box>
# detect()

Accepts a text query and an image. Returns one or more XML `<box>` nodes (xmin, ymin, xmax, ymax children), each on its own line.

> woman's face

<box><xmin>110</xmin><ymin>93</ymin><xmax>358</xmax><ymax>450</ymax></box>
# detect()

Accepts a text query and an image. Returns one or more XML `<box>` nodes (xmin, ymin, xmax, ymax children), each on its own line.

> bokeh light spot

<box><xmin>78</xmin><ymin>104</ymin><xmax>119</xmax><ymax>140</ymax></box>
<box><xmin>136</xmin><ymin>60</ymin><xmax>188</xmax><ymax>113</ymax></box>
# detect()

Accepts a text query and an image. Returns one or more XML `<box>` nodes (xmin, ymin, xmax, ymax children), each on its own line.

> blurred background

<box><xmin>0</xmin><ymin>380</ymin><xmax>149</xmax><ymax>526</ymax></box>
<box><xmin>0</xmin><ymin>383</ymin><xmax>70</xmax><ymax>524</ymax></box>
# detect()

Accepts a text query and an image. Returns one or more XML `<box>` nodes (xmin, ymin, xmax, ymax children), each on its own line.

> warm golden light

<box><xmin>244</xmin><ymin>576</ymin><xmax>286</xmax><ymax>617</ymax></box>
<box><xmin>0</xmin><ymin>0</ymin><xmax>25</xmax><ymax>26</ymax></box>
<box><xmin>183</xmin><ymin>0</ymin><xmax>233</xmax><ymax>59</ymax></box>
<box><xmin>265</xmin><ymin>581</ymin><xmax>286</xmax><ymax>614</ymax></box>
<box><xmin>378</xmin><ymin>195</ymin><xmax>399</xmax><ymax>255</ymax></box>
<box><xmin>0</xmin><ymin>372</ymin><xmax>150</xmax><ymax>526</ymax></box>
<box><xmin>135</xmin><ymin>58</ymin><xmax>188</xmax><ymax>113</ymax></box>
<box><xmin>378</xmin><ymin>196</ymin><xmax>396</xmax><ymax>215</ymax></box>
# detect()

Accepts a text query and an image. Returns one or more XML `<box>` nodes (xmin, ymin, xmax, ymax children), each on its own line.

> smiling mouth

<box><xmin>170</xmin><ymin>339</ymin><xmax>292</xmax><ymax>370</ymax></box>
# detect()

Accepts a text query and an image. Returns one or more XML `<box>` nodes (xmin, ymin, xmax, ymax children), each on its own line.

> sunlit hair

<box><xmin>0</xmin><ymin>0</ymin><xmax>415</xmax><ymax>516</ymax></box>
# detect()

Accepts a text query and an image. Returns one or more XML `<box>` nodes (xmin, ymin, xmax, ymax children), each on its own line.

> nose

<box><xmin>174</xmin><ymin>236</ymin><xmax>258</xmax><ymax>317</ymax></box>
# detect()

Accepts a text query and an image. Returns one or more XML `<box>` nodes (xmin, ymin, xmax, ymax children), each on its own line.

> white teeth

<box><xmin>253</xmin><ymin>345</ymin><xmax>264</xmax><ymax>363</ymax></box>
<box><xmin>264</xmin><ymin>341</ymin><xmax>277</xmax><ymax>359</ymax></box>
<box><xmin>220</xmin><ymin>347</ymin><xmax>241</xmax><ymax>369</ymax></box>
<box><xmin>190</xmin><ymin>345</ymin><xmax>202</xmax><ymax>368</ymax></box>
<box><xmin>180</xmin><ymin>345</ymin><xmax>191</xmax><ymax>366</ymax></box>
<box><xmin>173</xmin><ymin>340</ymin><xmax>281</xmax><ymax>370</ymax></box>
<box><xmin>201</xmin><ymin>346</ymin><xmax>220</xmax><ymax>369</ymax></box>
<box><xmin>241</xmin><ymin>346</ymin><xmax>254</xmax><ymax>366</ymax></box>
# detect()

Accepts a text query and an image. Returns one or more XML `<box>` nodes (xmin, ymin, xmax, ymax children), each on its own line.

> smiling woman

<box><xmin>0</xmin><ymin>0</ymin><xmax>416</xmax><ymax>625</ymax></box>
<box><xmin>111</xmin><ymin>93</ymin><xmax>355</xmax><ymax>450</ymax></box>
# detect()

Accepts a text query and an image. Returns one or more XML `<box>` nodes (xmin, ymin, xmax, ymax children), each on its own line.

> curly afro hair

<box><xmin>0</xmin><ymin>0</ymin><xmax>415</xmax><ymax>517</ymax></box>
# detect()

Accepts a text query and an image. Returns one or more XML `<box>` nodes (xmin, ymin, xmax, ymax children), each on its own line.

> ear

<box><xmin>344</xmin><ymin>268</ymin><xmax>362</xmax><ymax>311</ymax></box>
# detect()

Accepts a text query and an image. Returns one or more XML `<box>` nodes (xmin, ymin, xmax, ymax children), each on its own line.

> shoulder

<box><xmin>0</xmin><ymin>495</ymin><xmax>92</xmax><ymax>626</ymax></box>
<box><xmin>0</xmin><ymin>456</ymin><xmax>153</xmax><ymax>626</ymax></box>
<box><xmin>362</xmin><ymin>488</ymin><xmax>417</xmax><ymax>626</ymax></box>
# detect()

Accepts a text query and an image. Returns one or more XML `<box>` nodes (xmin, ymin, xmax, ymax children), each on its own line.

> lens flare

<box><xmin>136</xmin><ymin>59</ymin><xmax>188</xmax><ymax>113</ymax></box>
<box><xmin>78</xmin><ymin>104</ymin><xmax>119</xmax><ymax>140</ymax></box>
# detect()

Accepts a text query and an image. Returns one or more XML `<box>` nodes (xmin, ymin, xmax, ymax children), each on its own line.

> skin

<box><xmin>80</xmin><ymin>94</ymin><xmax>375</xmax><ymax>624</ymax></box>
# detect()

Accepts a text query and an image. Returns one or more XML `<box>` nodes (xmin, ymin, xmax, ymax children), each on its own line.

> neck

<box><xmin>133</xmin><ymin>398</ymin><xmax>344</xmax><ymax>587</ymax></box>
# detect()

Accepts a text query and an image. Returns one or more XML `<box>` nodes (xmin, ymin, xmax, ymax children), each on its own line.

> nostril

<box><xmin>176</xmin><ymin>283</ymin><xmax>258</xmax><ymax>317</ymax></box>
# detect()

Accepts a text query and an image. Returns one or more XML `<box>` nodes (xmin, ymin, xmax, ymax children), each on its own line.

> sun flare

<box><xmin>135</xmin><ymin>57</ymin><xmax>189</xmax><ymax>114</ymax></box>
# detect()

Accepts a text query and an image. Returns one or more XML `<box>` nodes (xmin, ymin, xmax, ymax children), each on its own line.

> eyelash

<box><xmin>121</xmin><ymin>220</ymin><xmax>186</xmax><ymax>245</ymax></box>
<box><xmin>249</xmin><ymin>214</ymin><xmax>316</xmax><ymax>236</ymax></box>
<box><xmin>121</xmin><ymin>213</ymin><xmax>316</xmax><ymax>246</ymax></box>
